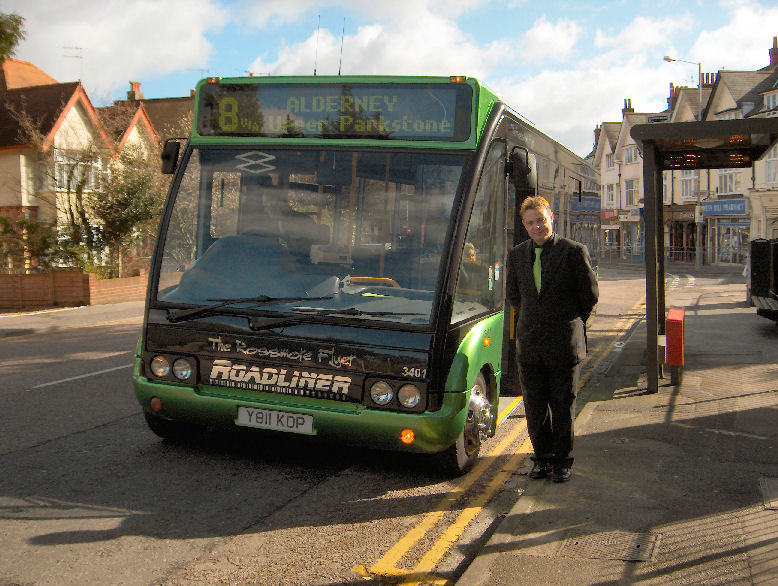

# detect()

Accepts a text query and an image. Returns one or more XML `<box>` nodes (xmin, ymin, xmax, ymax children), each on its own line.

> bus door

<box><xmin>501</xmin><ymin>146</ymin><xmax>537</xmax><ymax>395</ymax></box>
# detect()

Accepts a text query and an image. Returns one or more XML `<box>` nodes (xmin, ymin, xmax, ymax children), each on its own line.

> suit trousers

<box><xmin>518</xmin><ymin>360</ymin><xmax>580</xmax><ymax>467</ymax></box>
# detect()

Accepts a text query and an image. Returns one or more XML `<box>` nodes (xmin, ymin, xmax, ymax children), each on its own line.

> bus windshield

<box><xmin>155</xmin><ymin>147</ymin><xmax>469</xmax><ymax>326</ymax></box>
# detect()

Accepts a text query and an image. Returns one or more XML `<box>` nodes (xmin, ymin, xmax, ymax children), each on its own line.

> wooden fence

<box><xmin>0</xmin><ymin>270</ymin><xmax>148</xmax><ymax>311</ymax></box>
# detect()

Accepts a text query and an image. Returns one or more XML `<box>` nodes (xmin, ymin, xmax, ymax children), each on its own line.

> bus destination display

<box><xmin>197</xmin><ymin>82</ymin><xmax>473</xmax><ymax>141</ymax></box>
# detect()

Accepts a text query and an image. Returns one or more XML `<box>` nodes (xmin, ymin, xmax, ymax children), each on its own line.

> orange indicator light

<box><xmin>400</xmin><ymin>429</ymin><xmax>416</xmax><ymax>444</ymax></box>
<box><xmin>449</xmin><ymin>76</ymin><xmax>467</xmax><ymax>83</ymax></box>
<box><xmin>150</xmin><ymin>397</ymin><xmax>163</xmax><ymax>412</ymax></box>
<box><xmin>483</xmin><ymin>337</ymin><xmax>491</xmax><ymax>347</ymax></box>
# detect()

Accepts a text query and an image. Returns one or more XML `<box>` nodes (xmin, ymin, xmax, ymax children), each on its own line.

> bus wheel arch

<box><xmin>440</xmin><ymin>370</ymin><xmax>493</xmax><ymax>475</ymax></box>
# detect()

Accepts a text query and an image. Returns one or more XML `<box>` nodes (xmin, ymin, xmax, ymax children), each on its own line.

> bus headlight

<box><xmin>151</xmin><ymin>356</ymin><xmax>170</xmax><ymax>377</ymax></box>
<box><xmin>370</xmin><ymin>381</ymin><xmax>394</xmax><ymax>405</ymax></box>
<box><xmin>398</xmin><ymin>384</ymin><xmax>421</xmax><ymax>409</ymax></box>
<box><xmin>172</xmin><ymin>358</ymin><xmax>193</xmax><ymax>380</ymax></box>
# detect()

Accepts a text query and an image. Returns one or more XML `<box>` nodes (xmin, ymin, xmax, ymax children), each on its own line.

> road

<box><xmin>0</xmin><ymin>265</ymin><xmax>728</xmax><ymax>585</ymax></box>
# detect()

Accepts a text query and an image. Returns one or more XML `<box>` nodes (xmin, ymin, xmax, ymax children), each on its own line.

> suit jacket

<box><xmin>506</xmin><ymin>234</ymin><xmax>599</xmax><ymax>366</ymax></box>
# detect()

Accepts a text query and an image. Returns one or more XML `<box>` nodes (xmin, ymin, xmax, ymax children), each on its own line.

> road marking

<box><xmin>400</xmin><ymin>436</ymin><xmax>534</xmax><ymax>586</ymax></box>
<box><xmin>496</xmin><ymin>395</ymin><xmax>523</xmax><ymax>426</ymax></box>
<box><xmin>354</xmin><ymin>301</ymin><xmax>647</xmax><ymax>583</ymax></box>
<box><xmin>357</xmin><ymin>417</ymin><xmax>528</xmax><ymax>578</ymax></box>
<box><xmin>27</xmin><ymin>364</ymin><xmax>133</xmax><ymax>390</ymax></box>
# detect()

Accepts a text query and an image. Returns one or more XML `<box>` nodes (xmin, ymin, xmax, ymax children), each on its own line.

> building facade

<box><xmin>592</xmin><ymin>36</ymin><xmax>778</xmax><ymax>266</ymax></box>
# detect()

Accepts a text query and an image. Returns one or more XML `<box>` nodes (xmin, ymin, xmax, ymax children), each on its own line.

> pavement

<box><xmin>0</xmin><ymin>300</ymin><xmax>145</xmax><ymax>338</ymax></box>
<box><xmin>4</xmin><ymin>265</ymin><xmax>778</xmax><ymax>585</ymax></box>
<box><xmin>459</xmin><ymin>264</ymin><xmax>778</xmax><ymax>585</ymax></box>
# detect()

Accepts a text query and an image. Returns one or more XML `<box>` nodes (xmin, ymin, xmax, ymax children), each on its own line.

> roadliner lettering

<box><xmin>209</xmin><ymin>360</ymin><xmax>351</xmax><ymax>394</ymax></box>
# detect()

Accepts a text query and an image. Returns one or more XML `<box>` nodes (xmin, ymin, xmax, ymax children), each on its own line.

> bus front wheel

<box><xmin>441</xmin><ymin>372</ymin><xmax>492</xmax><ymax>475</ymax></box>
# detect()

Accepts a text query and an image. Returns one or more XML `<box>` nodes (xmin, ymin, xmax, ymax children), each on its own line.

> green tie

<box><xmin>533</xmin><ymin>247</ymin><xmax>542</xmax><ymax>293</ymax></box>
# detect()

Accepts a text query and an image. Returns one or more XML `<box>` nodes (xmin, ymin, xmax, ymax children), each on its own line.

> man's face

<box><xmin>521</xmin><ymin>207</ymin><xmax>554</xmax><ymax>246</ymax></box>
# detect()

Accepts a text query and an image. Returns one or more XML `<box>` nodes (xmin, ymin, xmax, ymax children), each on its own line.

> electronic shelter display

<box><xmin>197</xmin><ymin>82</ymin><xmax>473</xmax><ymax>142</ymax></box>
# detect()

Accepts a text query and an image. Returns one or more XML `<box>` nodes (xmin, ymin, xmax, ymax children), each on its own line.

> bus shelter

<box><xmin>631</xmin><ymin>118</ymin><xmax>778</xmax><ymax>394</ymax></box>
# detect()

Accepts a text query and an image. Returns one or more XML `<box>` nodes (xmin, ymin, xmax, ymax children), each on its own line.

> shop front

<box><xmin>601</xmin><ymin>209</ymin><xmax>620</xmax><ymax>260</ymax></box>
<box><xmin>665</xmin><ymin>205</ymin><xmax>698</xmax><ymax>263</ymax></box>
<box><xmin>703</xmin><ymin>198</ymin><xmax>750</xmax><ymax>265</ymax></box>
<box><xmin>619</xmin><ymin>209</ymin><xmax>643</xmax><ymax>260</ymax></box>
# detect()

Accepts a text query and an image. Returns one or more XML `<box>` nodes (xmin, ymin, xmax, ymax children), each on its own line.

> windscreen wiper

<box><xmin>248</xmin><ymin>306</ymin><xmax>425</xmax><ymax>331</ymax></box>
<box><xmin>166</xmin><ymin>295</ymin><xmax>333</xmax><ymax>323</ymax></box>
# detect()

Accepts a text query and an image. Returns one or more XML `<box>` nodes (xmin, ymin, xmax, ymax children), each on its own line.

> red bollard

<box><xmin>666</xmin><ymin>307</ymin><xmax>685</xmax><ymax>384</ymax></box>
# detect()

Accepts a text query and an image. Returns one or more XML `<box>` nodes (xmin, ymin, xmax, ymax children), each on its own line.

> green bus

<box><xmin>133</xmin><ymin>75</ymin><xmax>594</xmax><ymax>474</ymax></box>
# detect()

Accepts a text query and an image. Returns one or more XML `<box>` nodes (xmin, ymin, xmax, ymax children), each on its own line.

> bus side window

<box><xmin>453</xmin><ymin>142</ymin><xmax>506</xmax><ymax>319</ymax></box>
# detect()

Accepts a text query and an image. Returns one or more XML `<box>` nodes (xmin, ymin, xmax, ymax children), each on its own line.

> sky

<box><xmin>3</xmin><ymin>0</ymin><xmax>778</xmax><ymax>157</ymax></box>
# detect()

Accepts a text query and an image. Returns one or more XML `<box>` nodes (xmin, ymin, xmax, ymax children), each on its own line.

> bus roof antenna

<box><xmin>314</xmin><ymin>14</ymin><xmax>320</xmax><ymax>76</ymax></box>
<box><xmin>338</xmin><ymin>18</ymin><xmax>345</xmax><ymax>75</ymax></box>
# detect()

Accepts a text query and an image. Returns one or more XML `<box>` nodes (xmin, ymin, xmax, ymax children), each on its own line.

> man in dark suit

<box><xmin>505</xmin><ymin>196</ymin><xmax>599</xmax><ymax>483</ymax></box>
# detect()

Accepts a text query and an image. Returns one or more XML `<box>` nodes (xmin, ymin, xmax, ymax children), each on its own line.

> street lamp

<box><xmin>663</xmin><ymin>56</ymin><xmax>702</xmax><ymax>121</ymax></box>
<box><xmin>664</xmin><ymin>55</ymin><xmax>705</xmax><ymax>267</ymax></box>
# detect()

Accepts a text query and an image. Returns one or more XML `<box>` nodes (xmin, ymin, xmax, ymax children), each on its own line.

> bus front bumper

<box><xmin>133</xmin><ymin>374</ymin><xmax>469</xmax><ymax>454</ymax></box>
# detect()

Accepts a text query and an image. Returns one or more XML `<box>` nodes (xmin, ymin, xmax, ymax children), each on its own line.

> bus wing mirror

<box><xmin>507</xmin><ymin>147</ymin><xmax>536</xmax><ymax>190</ymax></box>
<box><xmin>161</xmin><ymin>139</ymin><xmax>182</xmax><ymax>175</ymax></box>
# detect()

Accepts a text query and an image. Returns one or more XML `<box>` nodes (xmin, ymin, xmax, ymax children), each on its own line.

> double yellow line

<box><xmin>354</xmin><ymin>299</ymin><xmax>646</xmax><ymax>585</ymax></box>
<box><xmin>353</xmin><ymin>397</ymin><xmax>530</xmax><ymax>585</ymax></box>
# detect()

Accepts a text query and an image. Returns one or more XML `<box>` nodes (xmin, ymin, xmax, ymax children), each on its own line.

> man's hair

<box><xmin>520</xmin><ymin>196</ymin><xmax>551</xmax><ymax>215</ymax></box>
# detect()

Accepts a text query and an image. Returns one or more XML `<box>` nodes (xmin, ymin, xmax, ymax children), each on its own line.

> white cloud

<box><xmin>492</xmin><ymin>58</ymin><xmax>671</xmax><ymax>157</ymax></box>
<box><xmin>595</xmin><ymin>15</ymin><xmax>693</xmax><ymax>56</ymax></box>
<box><xmin>248</xmin><ymin>7</ymin><xmax>499</xmax><ymax>78</ymax></box>
<box><xmin>690</xmin><ymin>0</ymin><xmax>778</xmax><ymax>70</ymax></box>
<box><xmin>6</xmin><ymin>0</ymin><xmax>229</xmax><ymax>102</ymax></box>
<box><xmin>521</xmin><ymin>16</ymin><xmax>582</xmax><ymax>62</ymax></box>
<box><xmin>240</xmin><ymin>0</ymin><xmax>481</xmax><ymax>28</ymax></box>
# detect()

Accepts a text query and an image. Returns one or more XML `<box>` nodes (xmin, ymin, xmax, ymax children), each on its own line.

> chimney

<box><xmin>127</xmin><ymin>81</ymin><xmax>144</xmax><ymax>101</ymax></box>
<box><xmin>593</xmin><ymin>124</ymin><xmax>601</xmax><ymax>149</ymax></box>
<box><xmin>622</xmin><ymin>98</ymin><xmax>634</xmax><ymax>115</ymax></box>
<box><xmin>770</xmin><ymin>36</ymin><xmax>778</xmax><ymax>69</ymax></box>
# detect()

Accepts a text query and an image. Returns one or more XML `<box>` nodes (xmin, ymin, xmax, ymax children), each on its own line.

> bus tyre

<box><xmin>441</xmin><ymin>372</ymin><xmax>491</xmax><ymax>476</ymax></box>
<box><xmin>143</xmin><ymin>411</ymin><xmax>200</xmax><ymax>442</ymax></box>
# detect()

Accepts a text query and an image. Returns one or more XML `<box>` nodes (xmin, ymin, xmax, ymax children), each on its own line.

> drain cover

<box><xmin>760</xmin><ymin>477</ymin><xmax>778</xmax><ymax>510</ymax></box>
<box><xmin>558</xmin><ymin>531</ymin><xmax>660</xmax><ymax>561</ymax></box>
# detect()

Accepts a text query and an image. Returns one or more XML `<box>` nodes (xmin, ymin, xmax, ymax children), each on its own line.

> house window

<box><xmin>680</xmin><ymin>170</ymin><xmax>696</xmax><ymax>201</ymax></box>
<box><xmin>663</xmin><ymin>174</ymin><xmax>670</xmax><ymax>204</ymax></box>
<box><xmin>625</xmin><ymin>179</ymin><xmax>638</xmax><ymax>206</ymax></box>
<box><xmin>606</xmin><ymin>183</ymin><xmax>616</xmax><ymax>207</ymax></box>
<box><xmin>623</xmin><ymin>146</ymin><xmax>637</xmax><ymax>165</ymax></box>
<box><xmin>718</xmin><ymin>168</ymin><xmax>739</xmax><ymax>195</ymax></box>
<box><xmin>54</xmin><ymin>150</ymin><xmax>105</xmax><ymax>193</ymax></box>
<box><xmin>606</xmin><ymin>153</ymin><xmax>615</xmax><ymax>169</ymax></box>
<box><xmin>765</xmin><ymin>92</ymin><xmax>778</xmax><ymax>111</ymax></box>
<box><xmin>766</xmin><ymin>144</ymin><xmax>778</xmax><ymax>185</ymax></box>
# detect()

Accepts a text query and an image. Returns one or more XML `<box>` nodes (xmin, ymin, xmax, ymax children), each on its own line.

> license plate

<box><xmin>236</xmin><ymin>406</ymin><xmax>315</xmax><ymax>435</ymax></box>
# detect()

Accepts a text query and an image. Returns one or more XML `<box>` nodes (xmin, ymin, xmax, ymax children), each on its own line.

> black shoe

<box><xmin>529</xmin><ymin>461</ymin><xmax>552</xmax><ymax>479</ymax></box>
<box><xmin>552</xmin><ymin>466</ymin><xmax>571</xmax><ymax>483</ymax></box>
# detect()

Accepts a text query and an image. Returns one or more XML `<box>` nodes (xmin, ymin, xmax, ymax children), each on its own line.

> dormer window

<box><xmin>765</xmin><ymin>91</ymin><xmax>778</xmax><ymax>111</ymax></box>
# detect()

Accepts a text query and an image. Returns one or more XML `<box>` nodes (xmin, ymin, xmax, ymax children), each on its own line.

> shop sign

<box><xmin>717</xmin><ymin>218</ymin><xmax>750</xmax><ymax>227</ymax></box>
<box><xmin>665</xmin><ymin>209</ymin><xmax>696</xmax><ymax>221</ymax></box>
<box><xmin>570</xmin><ymin>196</ymin><xmax>601</xmax><ymax>212</ymax></box>
<box><xmin>702</xmin><ymin>199</ymin><xmax>747</xmax><ymax>216</ymax></box>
